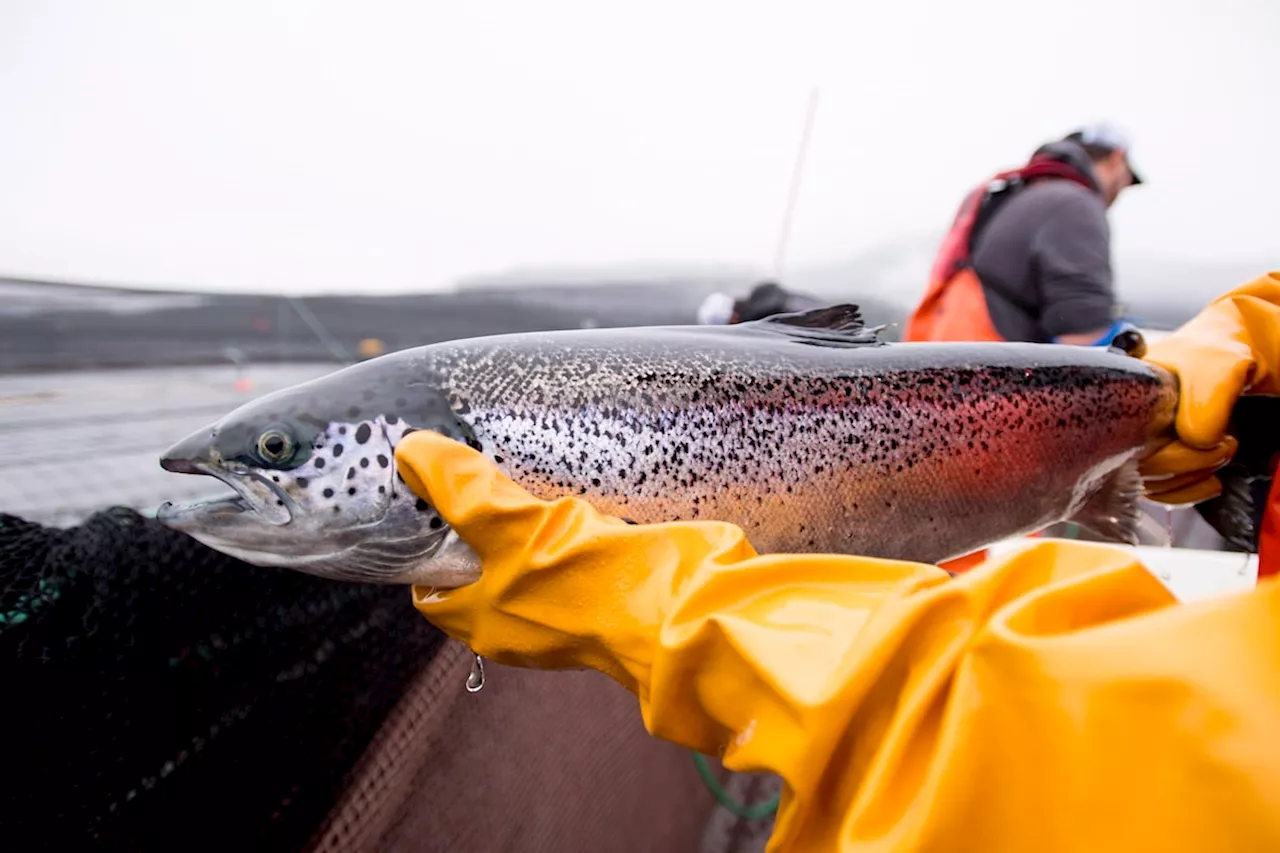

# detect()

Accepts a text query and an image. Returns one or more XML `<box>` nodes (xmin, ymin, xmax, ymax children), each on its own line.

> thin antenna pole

<box><xmin>286</xmin><ymin>295</ymin><xmax>352</xmax><ymax>363</ymax></box>
<box><xmin>772</xmin><ymin>87</ymin><xmax>821</xmax><ymax>281</ymax></box>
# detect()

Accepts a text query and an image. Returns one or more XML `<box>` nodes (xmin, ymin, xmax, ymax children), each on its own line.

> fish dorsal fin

<box><xmin>768</xmin><ymin>304</ymin><xmax>866</xmax><ymax>332</ymax></box>
<box><xmin>740</xmin><ymin>304</ymin><xmax>885</xmax><ymax>348</ymax></box>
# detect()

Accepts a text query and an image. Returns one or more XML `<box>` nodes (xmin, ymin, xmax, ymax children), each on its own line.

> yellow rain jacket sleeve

<box><xmin>1141</xmin><ymin>271</ymin><xmax>1280</xmax><ymax>505</ymax></box>
<box><xmin>398</xmin><ymin>430</ymin><xmax>1280</xmax><ymax>853</ymax></box>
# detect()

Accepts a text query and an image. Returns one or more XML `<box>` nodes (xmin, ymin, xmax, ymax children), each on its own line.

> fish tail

<box><xmin>1196</xmin><ymin>469</ymin><xmax>1268</xmax><ymax>553</ymax></box>
<box><xmin>1067</xmin><ymin>459</ymin><xmax>1148</xmax><ymax>546</ymax></box>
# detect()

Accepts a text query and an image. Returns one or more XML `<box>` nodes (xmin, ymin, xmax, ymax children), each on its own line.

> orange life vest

<box><xmin>904</xmin><ymin>158</ymin><xmax>1096</xmax><ymax>344</ymax></box>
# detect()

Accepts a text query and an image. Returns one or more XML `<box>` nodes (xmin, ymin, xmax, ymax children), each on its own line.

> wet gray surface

<box><xmin>0</xmin><ymin>363</ymin><xmax>337</xmax><ymax>526</ymax></box>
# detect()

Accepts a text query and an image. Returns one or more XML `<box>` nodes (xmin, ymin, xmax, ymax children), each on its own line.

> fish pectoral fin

<box><xmin>1067</xmin><ymin>459</ymin><xmax>1149</xmax><ymax>546</ymax></box>
<box><xmin>742</xmin><ymin>304</ymin><xmax>885</xmax><ymax>349</ymax></box>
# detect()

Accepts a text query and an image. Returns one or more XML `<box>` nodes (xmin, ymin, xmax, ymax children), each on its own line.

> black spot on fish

<box><xmin>494</xmin><ymin>454</ymin><xmax>504</xmax><ymax>464</ymax></box>
<box><xmin>315</xmin><ymin>458</ymin><xmax>326</xmax><ymax>469</ymax></box>
<box><xmin>466</xmin><ymin>438</ymin><xmax>483</xmax><ymax>451</ymax></box>
<box><xmin>355</xmin><ymin>423</ymin><xmax>372</xmax><ymax>444</ymax></box>
<box><xmin>333</xmin><ymin>506</ymin><xmax>341</xmax><ymax>513</ymax></box>
<box><xmin>347</xmin><ymin>467</ymin><xmax>356</xmax><ymax>480</ymax></box>
<box><xmin>338</xmin><ymin>426</ymin><xmax>347</xmax><ymax>435</ymax></box>
<box><xmin>295</xmin><ymin>478</ymin><xmax>309</xmax><ymax>489</ymax></box>
<box><xmin>415</xmin><ymin>498</ymin><xmax>430</xmax><ymax>512</ymax></box>
<box><xmin>429</xmin><ymin>516</ymin><xmax>443</xmax><ymax>530</ymax></box>
<box><xmin>401</xmin><ymin>427</ymin><xmax>418</xmax><ymax>439</ymax></box>
<box><xmin>323</xmin><ymin>488</ymin><xmax>334</xmax><ymax>498</ymax></box>
<box><xmin>276</xmin><ymin>500</ymin><xmax>284</xmax><ymax>507</ymax></box>
<box><xmin>348</xmin><ymin>487</ymin><xmax>357</xmax><ymax>496</ymax></box>
<box><xmin>386</xmin><ymin>414</ymin><xmax>399</xmax><ymax>425</ymax></box>
<box><xmin>377</xmin><ymin>454</ymin><xmax>389</xmax><ymax>468</ymax></box>
<box><xmin>360</xmin><ymin>457</ymin><xmax>370</xmax><ymax>468</ymax></box>
<box><xmin>378</xmin><ymin>486</ymin><xmax>386</xmax><ymax>495</ymax></box>
<box><xmin>333</xmin><ymin>443</ymin><xmax>344</xmax><ymax>458</ymax></box>
<box><xmin>272</xmin><ymin>476</ymin><xmax>279</xmax><ymax>483</ymax></box>
<box><xmin>347</xmin><ymin>406</ymin><xmax>361</xmax><ymax>418</ymax></box>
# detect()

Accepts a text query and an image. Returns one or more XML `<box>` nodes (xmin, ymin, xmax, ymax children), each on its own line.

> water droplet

<box><xmin>465</xmin><ymin>654</ymin><xmax>485</xmax><ymax>693</ymax></box>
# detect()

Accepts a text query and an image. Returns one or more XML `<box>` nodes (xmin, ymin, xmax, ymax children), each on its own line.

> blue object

<box><xmin>1054</xmin><ymin>318</ymin><xmax>1139</xmax><ymax>348</ymax></box>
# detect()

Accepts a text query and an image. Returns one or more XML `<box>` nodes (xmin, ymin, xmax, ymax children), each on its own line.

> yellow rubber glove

<box><xmin>397</xmin><ymin>430</ymin><xmax>1280</xmax><ymax>853</ymax></box>
<box><xmin>1141</xmin><ymin>271</ymin><xmax>1280</xmax><ymax>505</ymax></box>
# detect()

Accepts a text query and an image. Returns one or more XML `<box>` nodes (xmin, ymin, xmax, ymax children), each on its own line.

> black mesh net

<box><xmin>1</xmin><ymin>507</ymin><xmax>444</xmax><ymax>852</ymax></box>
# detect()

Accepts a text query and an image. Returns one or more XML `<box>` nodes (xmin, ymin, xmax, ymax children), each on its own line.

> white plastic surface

<box><xmin>985</xmin><ymin>537</ymin><xmax>1258</xmax><ymax>603</ymax></box>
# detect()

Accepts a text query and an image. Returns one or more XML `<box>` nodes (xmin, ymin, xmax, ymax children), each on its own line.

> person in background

<box><xmin>905</xmin><ymin>123</ymin><xmax>1143</xmax><ymax>346</ymax></box>
<box><xmin>396</xmin><ymin>271</ymin><xmax>1280</xmax><ymax>852</ymax></box>
<box><xmin>696</xmin><ymin>280</ymin><xmax>824</xmax><ymax>326</ymax></box>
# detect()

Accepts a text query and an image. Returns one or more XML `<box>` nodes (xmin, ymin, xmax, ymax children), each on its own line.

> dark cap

<box><xmin>1064</xmin><ymin>122</ymin><xmax>1143</xmax><ymax>185</ymax></box>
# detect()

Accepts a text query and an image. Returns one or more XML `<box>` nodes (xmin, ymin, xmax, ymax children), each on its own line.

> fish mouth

<box><xmin>157</xmin><ymin>493</ymin><xmax>251</xmax><ymax>524</ymax></box>
<box><xmin>159</xmin><ymin>456</ymin><xmax>204</xmax><ymax>476</ymax></box>
<box><xmin>157</xmin><ymin>460</ymin><xmax>295</xmax><ymax>527</ymax></box>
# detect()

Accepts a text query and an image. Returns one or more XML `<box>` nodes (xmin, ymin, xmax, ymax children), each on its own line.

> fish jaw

<box><xmin>159</xmin><ymin>425</ymin><xmax>221</xmax><ymax>475</ymax></box>
<box><xmin>155</xmin><ymin>458</ymin><xmax>316</xmax><ymax>565</ymax></box>
<box><xmin>159</xmin><ymin>459</ymin><xmax>295</xmax><ymax>526</ymax></box>
<box><xmin>156</xmin><ymin>458</ymin><xmax>477</xmax><ymax>585</ymax></box>
<box><xmin>159</xmin><ymin>424</ymin><xmax>295</xmax><ymax>526</ymax></box>
<box><xmin>157</xmin><ymin>491</ymin><xmax>312</xmax><ymax>569</ymax></box>
<box><xmin>157</xmin><ymin>487</ymin><xmax>482</xmax><ymax>585</ymax></box>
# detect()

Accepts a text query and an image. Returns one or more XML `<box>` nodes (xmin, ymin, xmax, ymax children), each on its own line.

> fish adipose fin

<box><xmin>740</xmin><ymin>304</ymin><xmax>886</xmax><ymax>349</ymax></box>
<box><xmin>1068</xmin><ymin>459</ymin><xmax>1153</xmax><ymax>546</ymax></box>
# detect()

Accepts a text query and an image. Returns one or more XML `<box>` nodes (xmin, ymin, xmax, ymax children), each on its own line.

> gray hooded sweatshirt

<box><xmin>969</xmin><ymin>139</ymin><xmax>1117</xmax><ymax>343</ymax></box>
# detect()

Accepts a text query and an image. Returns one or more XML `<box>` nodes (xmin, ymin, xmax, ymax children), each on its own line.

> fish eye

<box><xmin>257</xmin><ymin>429</ymin><xmax>295</xmax><ymax>463</ymax></box>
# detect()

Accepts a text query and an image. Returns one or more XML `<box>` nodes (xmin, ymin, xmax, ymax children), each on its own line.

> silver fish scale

<box><xmin>418</xmin><ymin>329</ymin><xmax>1172</xmax><ymax>563</ymax></box>
<box><xmin>153</xmin><ymin>320</ymin><xmax>1175</xmax><ymax>577</ymax></box>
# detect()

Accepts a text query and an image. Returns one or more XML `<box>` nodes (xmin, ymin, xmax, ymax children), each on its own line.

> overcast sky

<box><xmin>0</xmin><ymin>0</ymin><xmax>1275</xmax><ymax>297</ymax></box>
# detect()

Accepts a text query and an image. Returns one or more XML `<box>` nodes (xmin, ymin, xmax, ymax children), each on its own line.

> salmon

<box><xmin>156</xmin><ymin>305</ymin><xmax>1177</xmax><ymax>586</ymax></box>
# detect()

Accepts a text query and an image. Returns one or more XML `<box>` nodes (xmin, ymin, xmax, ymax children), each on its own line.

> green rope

<box><xmin>690</xmin><ymin>751</ymin><xmax>780</xmax><ymax>820</ymax></box>
<box><xmin>0</xmin><ymin>575</ymin><xmax>68</xmax><ymax>628</ymax></box>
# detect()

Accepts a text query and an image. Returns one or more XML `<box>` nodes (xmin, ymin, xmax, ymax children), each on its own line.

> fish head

<box><xmin>156</xmin><ymin>359</ymin><xmax>481</xmax><ymax>586</ymax></box>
